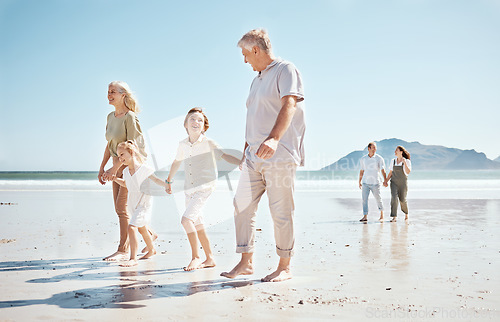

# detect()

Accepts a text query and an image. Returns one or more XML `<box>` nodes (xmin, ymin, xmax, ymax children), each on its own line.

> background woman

<box><xmin>98</xmin><ymin>81</ymin><xmax>154</xmax><ymax>261</ymax></box>
<box><xmin>384</xmin><ymin>145</ymin><xmax>412</xmax><ymax>222</ymax></box>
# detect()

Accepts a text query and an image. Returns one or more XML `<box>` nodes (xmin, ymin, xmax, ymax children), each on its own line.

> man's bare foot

<box><xmin>261</xmin><ymin>267</ymin><xmax>293</xmax><ymax>282</ymax></box>
<box><xmin>199</xmin><ymin>257</ymin><xmax>216</xmax><ymax>269</ymax></box>
<box><xmin>141</xmin><ymin>232</ymin><xmax>158</xmax><ymax>253</ymax></box>
<box><xmin>139</xmin><ymin>248</ymin><xmax>156</xmax><ymax>260</ymax></box>
<box><xmin>119</xmin><ymin>259</ymin><xmax>138</xmax><ymax>267</ymax></box>
<box><xmin>359</xmin><ymin>215</ymin><xmax>367</xmax><ymax>222</ymax></box>
<box><xmin>184</xmin><ymin>257</ymin><xmax>203</xmax><ymax>271</ymax></box>
<box><xmin>390</xmin><ymin>218</ymin><xmax>397</xmax><ymax>222</ymax></box>
<box><xmin>103</xmin><ymin>251</ymin><xmax>128</xmax><ymax>261</ymax></box>
<box><xmin>220</xmin><ymin>261</ymin><xmax>254</xmax><ymax>279</ymax></box>
<box><xmin>379</xmin><ymin>216</ymin><xmax>384</xmax><ymax>221</ymax></box>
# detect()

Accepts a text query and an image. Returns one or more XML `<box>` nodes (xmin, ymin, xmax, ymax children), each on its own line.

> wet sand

<box><xmin>0</xmin><ymin>184</ymin><xmax>499</xmax><ymax>321</ymax></box>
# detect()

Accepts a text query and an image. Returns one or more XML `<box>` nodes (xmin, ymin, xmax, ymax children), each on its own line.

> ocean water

<box><xmin>1</xmin><ymin>170</ymin><xmax>500</xmax><ymax>199</ymax></box>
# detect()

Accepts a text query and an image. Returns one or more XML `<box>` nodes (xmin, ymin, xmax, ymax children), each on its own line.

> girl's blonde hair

<box><xmin>109</xmin><ymin>81</ymin><xmax>140</xmax><ymax>113</ymax></box>
<box><xmin>117</xmin><ymin>140</ymin><xmax>145</xmax><ymax>163</ymax></box>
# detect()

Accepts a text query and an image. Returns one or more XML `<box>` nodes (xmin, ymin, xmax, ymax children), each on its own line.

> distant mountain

<box><xmin>322</xmin><ymin>138</ymin><xmax>500</xmax><ymax>171</ymax></box>
<box><xmin>495</xmin><ymin>156</ymin><xmax>500</xmax><ymax>163</ymax></box>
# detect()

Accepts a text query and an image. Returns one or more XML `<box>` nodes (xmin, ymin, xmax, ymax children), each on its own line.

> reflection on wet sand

<box><xmin>390</xmin><ymin>222</ymin><xmax>408</xmax><ymax>270</ymax></box>
<box><xmin>359</xmin><ymin>222</ymin><xmax>384</xmax><ymax>265</ymax></box>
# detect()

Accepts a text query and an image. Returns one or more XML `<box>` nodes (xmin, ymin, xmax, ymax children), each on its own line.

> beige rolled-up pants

<box><xmin>233</xmin><ymin>159</ymin><xmax>297</xmax><ymax>258</ymax></box>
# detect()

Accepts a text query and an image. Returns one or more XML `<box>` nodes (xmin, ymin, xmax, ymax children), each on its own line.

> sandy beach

<box><xmin>0</xmin><ymin>177</ymin><xmax>499</xmax><ymax>321</ymax></box>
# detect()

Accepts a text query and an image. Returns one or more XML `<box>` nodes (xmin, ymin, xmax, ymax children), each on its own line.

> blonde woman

<box><xmin>98</xmin><ymin>81</ymin><xmax>156</xmax><ymax>261</ymax></box>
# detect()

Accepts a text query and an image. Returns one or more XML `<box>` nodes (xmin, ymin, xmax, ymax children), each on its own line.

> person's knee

<box><xmin>181</xmin><ymin>217</ymin><xmax>195</xmax><ymax>229</ymax></box>
<box><xmin>181</xmin><ymin>217</ymin><xmax>197</xmax><ymax>234</ymax></box>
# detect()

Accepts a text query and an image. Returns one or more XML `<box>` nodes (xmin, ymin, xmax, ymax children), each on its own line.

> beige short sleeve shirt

<box><xmin>105</xmin><ymin>111</ymin><xmax>147</xmax><ymax>158</ymax></box>
<box><xmin>245</xmin><ymin>59</ymin><xmax>305</xmax><ymax>166</ymax></box>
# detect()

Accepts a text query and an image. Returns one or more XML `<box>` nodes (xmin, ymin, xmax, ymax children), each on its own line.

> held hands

<box><xmin>165</xmin><ymin>182</ymin><xmax>172</xmax><ymax>194</ymax></box>
<box><xmin>383</xmin><ymin>180</ymin><xmax>389</xmax><ymax>187</ymax></box>
<box><xmin>255</xmin><ymin>137</ymin><xmax>279</xmax><ymax>160</ymax></box>
<box><xmin>102</xmin><ymin>168</ymin><xmax>117</xmax><ymax>182</ymax></box>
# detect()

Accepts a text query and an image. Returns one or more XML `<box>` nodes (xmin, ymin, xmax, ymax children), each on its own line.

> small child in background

<box><xmin>113</xmin><ymin>140</ymin><xmax>168</xmax><ymax>267</ymax></box>
<box><xmin>166</xmin><ymin>107</ymin><xmax>240</xmax><ymax>271</ymax></box>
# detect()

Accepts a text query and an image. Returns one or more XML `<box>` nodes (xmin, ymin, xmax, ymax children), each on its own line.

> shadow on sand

<box><xmin>0</xmin><ymin>257</ymin><xmax>258</xmax><ymax>309</ymax></box>
<box><xmin>0</xmin><ymin>278</ymin><xmax>257</xmax><ymax>309</ymax></box>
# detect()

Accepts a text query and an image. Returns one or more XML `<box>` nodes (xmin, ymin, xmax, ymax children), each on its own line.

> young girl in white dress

<box><xmin>113</xmin><ymin>140</ymin><xmax>168</xmax><ymax>267</ymax></box>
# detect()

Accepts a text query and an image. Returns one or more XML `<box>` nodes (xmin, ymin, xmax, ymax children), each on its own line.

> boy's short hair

<box><xmin>184</xmin><ymin>107</ymin><xmax>209</xmax><ymax>133</ymax></box>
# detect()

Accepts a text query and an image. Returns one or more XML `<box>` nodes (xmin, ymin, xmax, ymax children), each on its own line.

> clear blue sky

<box><xmin>1</xmin><ymin>0</ymin><xmax>499</xmax><ymax>171</ymax></box>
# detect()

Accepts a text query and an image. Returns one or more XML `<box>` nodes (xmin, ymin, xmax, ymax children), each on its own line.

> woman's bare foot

<box><xmin>390</xmin><ymin>218</ymin><xmax>397</xmax><ymax>222</ymax></box>
<box><xmin>184</xmin><ymin>257</ymin><xmax>203</xmax><ymax>271</ymax></box>
<box><xmin>139</xmin><ymin>248</ymin><xmax>157</xmax><ymax>260</ymax></box>
<box><xmin>103</xmin><ymin>251</ymin><xmax>128</xmax><ymax>261</ymax></box>
<box><xmin>141</xmin><ymin>231</ymin><xmax>158</xmax><ymax>253</ymax></box>
<box><xmin>119</xmin><ymin>259</ymin><xmax>138</xmax><ymax>267</ymax></box>
<box><xmin>200</xmin><ymin>257</ymin><xmax>216</xmax><ymax>269</ymax></box>
<box><xmin>261</xmin><ymin>267</ymin><xmax>293</xmax><ymax>282</ymax></box>
<box><xmin>220</xmin><ymin>260</ymin><xmax>254</xmax><ymax>279</ymax></box>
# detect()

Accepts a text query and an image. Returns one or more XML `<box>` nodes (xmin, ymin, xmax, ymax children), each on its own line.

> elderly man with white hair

<box><xmin>221</xmin><ymin>29</ymin><xmax>305</xmax><ymax>282</ymax></box>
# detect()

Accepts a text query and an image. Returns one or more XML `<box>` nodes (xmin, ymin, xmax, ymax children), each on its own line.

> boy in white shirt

<box><xmin>166</xmin><ymin>108</ymin><xmax>240</xmax><ymax>271</ymax></box>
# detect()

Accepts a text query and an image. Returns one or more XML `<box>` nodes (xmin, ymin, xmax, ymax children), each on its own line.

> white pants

<box><xmin>233</xmin><ymin>160</ymin><xmax>297</xmax><ymax>258</ymax></box>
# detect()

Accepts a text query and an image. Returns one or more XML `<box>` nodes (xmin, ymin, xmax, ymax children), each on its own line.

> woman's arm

<box><xmin>99</xmin><ymin>145</ymin><xmax>111</xmax><ymax>185</ymax></box>
<box><xmin>166</xmin><ymin>160</ymin><xmax>182</xmax><ymax>194</ymax></box>
<box><xmin>403</xmin><ymin>159</ymin><xmax>411</xmax><ymax>175</ymax></box>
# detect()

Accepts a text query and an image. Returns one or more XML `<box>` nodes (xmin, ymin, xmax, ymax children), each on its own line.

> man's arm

<box><xmin>358</xmin><ymin>170</ymin><xmax>364</xmax><ymax>189</ymax></box>
<box><xmin>381</xmin><ymin>169</ymin><xmax>387</xmax><ymax>183</ymax></box>
<box><xmin>255</xmin><ymin>95</ymin><xmax>297</xmax><ymax>160</ymax></box>
<box><xmin>384</xmin><ymin>171</ymin><xmax>392</xmax><ymax>187</ymax></box>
